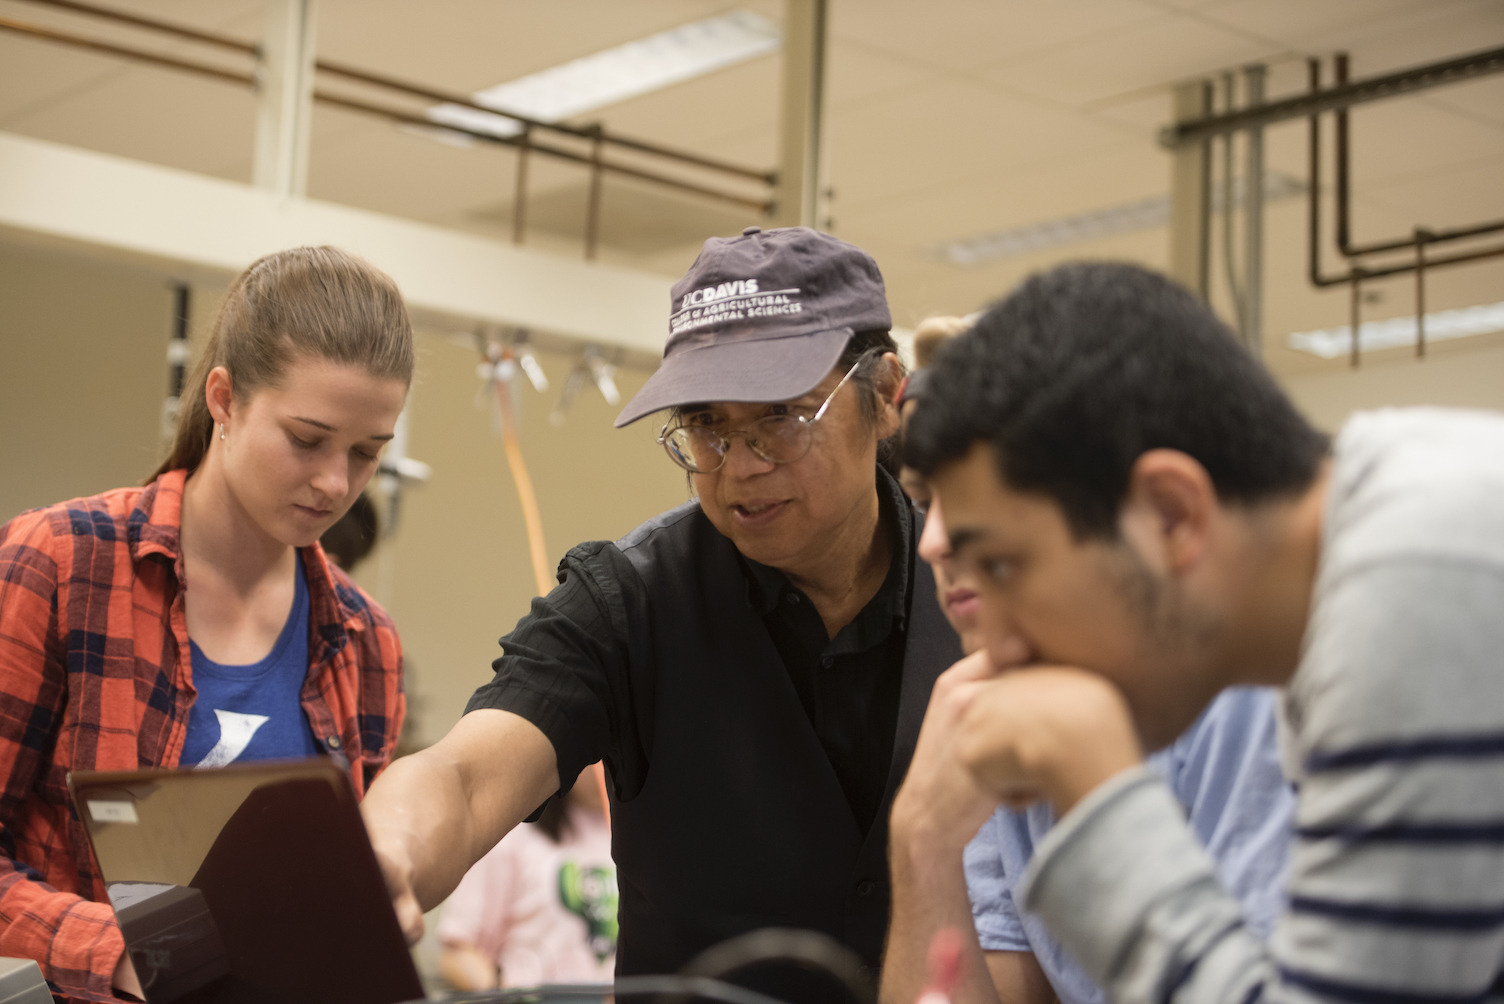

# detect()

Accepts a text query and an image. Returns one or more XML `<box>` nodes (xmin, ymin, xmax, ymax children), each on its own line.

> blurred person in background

<box><xmin>438</xmin><ymin>766</ymin><xmax>616</xmax><ymax>991</ymax></box>
<box><xmin>897</xmin><ymin>315</ymin><xmax>974</xmax><ymax>507</ymax></box>
<box><xmin>320</xmin><ymin>491</ymin><xmax>379</xmax><ymax>571</ymax></box>
<box><xmin>898</xmin><ymin>316</ymin><xmax>982</xmax><ymax>656</ymax></box>
<box><xmin>0</xmin><ymin>246</ymin><xmax>412</xmax><ymax>1002</ymax></box>
<box><xmin>319</xmin><ymin>492</ymin><xmax>427</xmax><ymax>758</ymax></box>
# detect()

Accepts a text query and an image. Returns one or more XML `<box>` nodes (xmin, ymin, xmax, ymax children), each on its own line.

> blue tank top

<box><xmin>181</xmin><ymin>553</ymin><xmax>321</xmax><ymax>767</ymax></box>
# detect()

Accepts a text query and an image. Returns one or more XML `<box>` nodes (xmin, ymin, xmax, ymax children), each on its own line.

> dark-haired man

<box><xmin>885</xmin><ymin>348</ymin><xmax>1291</xmax><ymax>1004</ymax></box>
<box><xmin>900</xmin><ymin>261</ymin><xmax>1504</xmax><ymax>1002</ymax></box>
<box><xmin>362</xmin><ymin>227</ymin><xmax>962</xmax><ymax>1002</ymax></box>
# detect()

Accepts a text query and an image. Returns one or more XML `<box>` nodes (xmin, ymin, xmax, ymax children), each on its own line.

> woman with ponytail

<box><xmin>0</xmin><ymin>246</ymin><xmax>414</xmax><ymax>1002</ymax></box>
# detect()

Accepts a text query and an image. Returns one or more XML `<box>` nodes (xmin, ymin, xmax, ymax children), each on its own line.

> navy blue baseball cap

<box><xmin>614</xmin><ymin>226</ymin><xmax>892</xmax><ymax>427</ymax></box>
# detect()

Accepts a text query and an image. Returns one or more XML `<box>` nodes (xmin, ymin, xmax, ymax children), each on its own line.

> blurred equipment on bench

<box><xmin>68</xmin><ymin>760</ymin><xmax>424</xmax><ymax>1004</ymax></box>
<box><xmin>0</xmin><ymin>958</ymin><xmax>51</xmax><ymax>1004</ymax></box>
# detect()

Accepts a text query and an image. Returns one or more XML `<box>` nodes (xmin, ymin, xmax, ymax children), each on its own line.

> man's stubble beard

<box><xmin>1102</xmin><ymin>539</ymin><xmax>1226</xmax><ymax>749</ymax></box>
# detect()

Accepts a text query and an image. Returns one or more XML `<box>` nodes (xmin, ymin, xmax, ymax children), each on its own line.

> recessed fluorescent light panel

<box><xmin>427</xmin><ymin>10</ymin><xmax>779</xmax><ymax>141</ymax></box>
<box><xmin>1286</xmin><ymin>301</ymin><xmax>1504</xmax><ymax>359</ymax></box>
<box><xmin>926</xmin><ymin>173</ymin><xmax>1305</xmax><ymax>266</ymax></box>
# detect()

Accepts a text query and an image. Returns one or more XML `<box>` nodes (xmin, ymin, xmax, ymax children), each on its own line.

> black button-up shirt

<box><xmin>468</xmin><ymin>466</ymin><xmax>962</xmax><ymax>993</ymax></box>
<box><xmin>739</xmin><ymin>473</ymin><xmax>910</xmax><ymax>835</ymax></box>
<box><xmin>473</xmin><ymin>470</ymin><xmax>915</xmax><ymax>824</ymax></box>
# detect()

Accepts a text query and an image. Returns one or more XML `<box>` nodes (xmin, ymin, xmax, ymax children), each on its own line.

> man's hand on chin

<box><xmin>957</xmin><ymin>667</ymin><xmax>1144</xmax><ymax>817</ymax></box>
<box><xmin>891</xmin><ymin>651</ymin><xmax>1011</xmax><ymax>854</ymax></box>
<box><xmin>884</xmin><ymin>652</ymin><xmax>1067</xmax><ymax>1004</ymax></box>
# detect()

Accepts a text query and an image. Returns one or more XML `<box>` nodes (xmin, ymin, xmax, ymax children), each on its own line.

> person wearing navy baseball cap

<box><xmin>363</xmin><ymin>227</ymin><xmax>963</xmax><ymax>1002</ymax></box>
<box><xmin>614</xmin><ymin>225</ymin><xmax>894</xmax><ymax>426</ymax></box>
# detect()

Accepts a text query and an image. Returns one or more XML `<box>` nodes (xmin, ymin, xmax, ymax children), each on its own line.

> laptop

<box><xmin>68</xmin><ymin>759</ymin><xmax>426</xmax><ymax>1004</ymax></box>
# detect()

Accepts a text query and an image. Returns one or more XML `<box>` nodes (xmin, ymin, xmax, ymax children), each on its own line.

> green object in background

<box><xmin>557</xmin><ymin>862</ymin><xmax>619</xmax><ymax>962</ymax></box>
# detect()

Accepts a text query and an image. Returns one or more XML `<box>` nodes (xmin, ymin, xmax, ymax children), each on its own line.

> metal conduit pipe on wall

<box><xmin>1242</xmin><ymin>64</ymin><xmax>1265</xmax><ymax>356</ymax></box>
<box><xmin>1303</xmin><ymin>54</ymin><xmax>1504</xmax><ymax>366</ymax></box>
<box><xmin>1168</xmin><ymin>43</ymin><xmax>1504</xmax><ymax>368</ymax></box>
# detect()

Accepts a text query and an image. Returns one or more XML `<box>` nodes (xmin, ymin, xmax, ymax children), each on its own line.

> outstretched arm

<box><xmin>361</xmin><ymin>708</ymin><xmax>559</xmax><ymax>943</ymax></box>
<box><xmin>366</xmin><ymin>540</ymin><xmax>645</xmax><ymax>944</ymax></box>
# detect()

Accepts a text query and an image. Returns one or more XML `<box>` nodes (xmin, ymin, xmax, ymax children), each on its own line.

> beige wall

<box><xmin>1277</xmin><ymin>335</ymin><xmax>1504</xmax><ymax>433</ymax></box>
<box><xmin>0</xmin><ymin>245</ymin><xmax>186</xmax><ymax>516</ymax></box>
<box><xmin>6</xmin><ymin>242</ymin><xmax>1503</xmax><ymax>747</ymax></box>
<box><xmin>347</xmin><ymin>333</ymin><xmax>686</xmax><ymax>745</ymax></box>
<box><xmin>0</xmin><ymin>243</ymin><xmax>686</xmax><ymax>747</ymax></box>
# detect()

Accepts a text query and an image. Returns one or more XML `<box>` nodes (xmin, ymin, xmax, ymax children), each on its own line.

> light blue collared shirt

<box><xmin>964</xmin><ymin>686</ymin><xmax>1294</xmax><ymax>1004</ymax></box>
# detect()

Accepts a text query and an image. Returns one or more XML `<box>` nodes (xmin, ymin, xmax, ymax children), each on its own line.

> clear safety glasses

<box><xmin>657</xmin><ymin>357</ymin><xmax>866</xmax><ymax>474</ymax></box>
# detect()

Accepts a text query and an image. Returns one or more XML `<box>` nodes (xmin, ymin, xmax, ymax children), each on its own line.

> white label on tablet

<box><xmin>87</xmin><ymin>800</ymin><xmax>138</xmax><ymax>824</ymax></box>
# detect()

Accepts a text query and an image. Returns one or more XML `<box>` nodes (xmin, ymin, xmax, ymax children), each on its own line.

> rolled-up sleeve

<box><xmin>965</xmin><ymin>814</ymin><xmax>1033</xmax><ymax>952</ymax></box>
<box><xmin>466</xmin><ymin>541</ymin><xmax>651</xmax><ymax>799</ymax></box>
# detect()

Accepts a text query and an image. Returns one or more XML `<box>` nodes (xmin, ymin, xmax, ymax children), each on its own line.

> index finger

<box><xmin>937</xmin><ymin>650</ymin><xmax>1009</xmax><ymax>691</ymax></box>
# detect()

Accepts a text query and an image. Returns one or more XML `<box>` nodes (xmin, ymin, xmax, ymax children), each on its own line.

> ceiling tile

<box><xmin>0</xmin><ymin>37</ymin><xmax>132</xmax><ymax>125</ymax></box>
<box><xmin>1145</xmin><ymin>0</ymin><xmax>1243</xmax><ymax>9</ymax></box>
<box><xmin>1423</xmin><ymin>76</ymin><xmax>1504</xmax><ymax>130</ymax></box>
<box><xmin>467</xmin><ymin>174</ymin><xmax>759</xmax><ymax>254</ymax></box>
<box><xmin>1344</xmin><ymin>99</ymin><xmax>1504</xmax><ymax>187</ymax></box>
<box><xmin>1087</xmin><ymin>90</ymin><xmax>1175</xmax><ymax>136</ymax></box>
<box><xmin>1194</xmin><ymin>0</ymin><xmax>1451</xmax><ymax>51</ymax></box>
<box><xmin>828</xmin><ymin>79</ymin><xmax>1127</xmax><ymax>208</ymax></box>
<box><xmin>1361</xmin><ymin>156</ymin><xmax>1504</xmax><ymax>233</ymax></box>
<box><xmin>826</xmin><ymin>38</ymin><xmax>938</xmax><ymax>110</ymax></box>
<box><xmin>0</xmin><ymin>0</ymin><xmax>265</xmax><ymax>36</ymax></box>
<box><xmin>308</xmin><ymin>104</ymin><xmax>541</xmax><ymax>223</ymax></box>
<box><xmin>553</xmin><ymin>52</ymin><xmax>779</xmax><ymax>150</ymax></box>
<box><xmin>0</xmin><ymin>0</ymin><xmax>262</xmax><ymax>124</ymax></box>
<box><xmin>314</xmin><ymin>0</ymin><xmax>728</xmax><ymax>94</ymax></box>
<box><xmin>871</xmin><ymin>224</ymin><xmax>1174</xmax><ymax>329</ymax></box>
<box><xmin>1257</xmin><ymin>0</ymin><xmax>1504</xmax><ymax>75</ymax></box>
<box><xmin>1</xmin><ymin>63</ymin><xmax>256</xmax><ymax>180</ymax></box>
<box><xmin>828</xmin><ymin>0</ymin><xmax>1164</xmax><ymax>74</ymax></box>
<box><xmin>976</xmin><ymin>10</ymin><xmax>1282</xmax><ymax>107</ymax></box>
<box><xmin>837</xmin><ymin>138</ymin><xmax>1167</xmax><ymax>249</ymax></box>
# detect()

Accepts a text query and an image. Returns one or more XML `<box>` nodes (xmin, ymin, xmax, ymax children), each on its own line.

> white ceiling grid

<box><xmin>0</xmin><ymin>0</ymin><xmax>1500</xmax><ymax>374</ymax></box>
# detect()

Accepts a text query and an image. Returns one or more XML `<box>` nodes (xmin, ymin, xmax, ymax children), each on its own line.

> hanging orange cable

<box><xmin>488</xmin><ymin>351</ymin><xmax>611</xmax><ymax>830</ymax></box>
<box><xmin>493</xmin><ymin>375</ymin><xmax>553</xmax><ymax>598</ymax></box>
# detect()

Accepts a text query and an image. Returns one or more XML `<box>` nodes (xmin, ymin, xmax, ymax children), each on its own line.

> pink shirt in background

<box><xmin>438</xmin><ymin>805</ymin><xmax>617</xmax><ymax>987</ymax></box>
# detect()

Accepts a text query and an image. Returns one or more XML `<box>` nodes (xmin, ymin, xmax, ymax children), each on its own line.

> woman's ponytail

<box><xmin>148</xmin><ymin>246</ymin><xmax>414</xmax><ymax>482</ymax></box>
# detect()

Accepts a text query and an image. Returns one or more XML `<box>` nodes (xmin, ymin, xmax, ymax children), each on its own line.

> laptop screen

<box><xmin>69</xmin><ymin>759</ymin><xmax>425</xmax><ymax>1004</ymax></box>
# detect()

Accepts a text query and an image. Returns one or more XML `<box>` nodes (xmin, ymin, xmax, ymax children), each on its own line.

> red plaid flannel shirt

<box><xmin>0</xmin><ymin>470</ymin><xmax>405</xmax><ymax>1002</ymax></box>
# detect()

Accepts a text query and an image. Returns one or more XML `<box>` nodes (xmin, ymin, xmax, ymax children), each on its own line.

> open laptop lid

<box><xmin>68</xmin><ymin>759</ymin><xmax>425</xmax><ymax>1004</ymax></box>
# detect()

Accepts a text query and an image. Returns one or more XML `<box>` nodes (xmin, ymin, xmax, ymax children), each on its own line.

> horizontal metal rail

<box><xmin>14</xmin><ymin>0</ymin><xmax>254</xmax><ymax>52</ymax></box>
<box><xmin>316</xmin><ymin>92</ymin><xmax>771</xmax><ymax>213</ymax></box>
<box><xmin>1163</xmin><ymin>44</ymin><xmax>1504</xmax><ymax>147</ymax></box>
<box><xmin>0</xmin><ymin>14</ymin><xmax>254</xmax><ymax>86</ymax></box>
<box><xmin>1311</xmin><ymin>242</ymin><xmax>1504</xmax><ymax>287</ymax></box>
<box><xmin>312</xmin><ymin>58</ymin><xmax>774</xmax><ymax>184</ymax></box>
<box><xmin>11</xmin><ymin>0</ymin><xmax>776</xmax><ymax>185</ymax></box>
<box><xmin>0</xmin><ymin>13</ymin><xmax>773</xmax><ymax>213</ymax></box>
<box><xmin>1342</xmin><ymin>217</ymin><xmax>1504</xmax><ymax>257</ymax></box>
